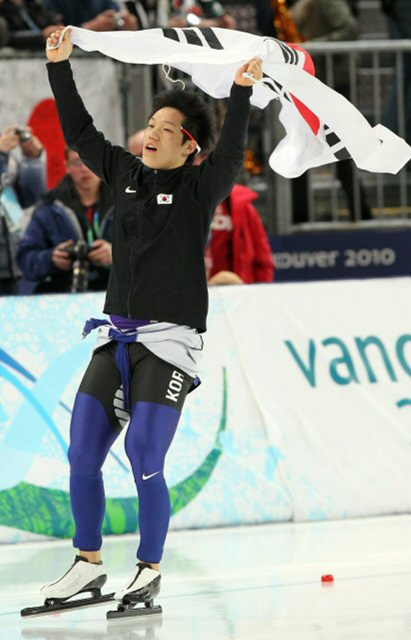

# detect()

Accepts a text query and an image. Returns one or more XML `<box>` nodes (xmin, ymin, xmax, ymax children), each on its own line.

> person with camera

<box><xmin>166</xmin><ymin>0</ymin><xmax>236</xmax><ymax>30</ymax></box>
<box><xmin>44</xmin><ymin>0</ymin><xmax>138</xmax><ymax>31</ymax></box>
<box><xmin>0</xmin><ymin>0</ymin><xmax>63</xmax><ymax>49</ymax></box>
<box><xmin>17</xmin><ymin>146</ymin><xmax>114</xmax><ymax>293</ymax></box>
<box><xmin>0</xmin><ymin>124</ymin><xmax>46</xmax><ymax>294</ymax></box>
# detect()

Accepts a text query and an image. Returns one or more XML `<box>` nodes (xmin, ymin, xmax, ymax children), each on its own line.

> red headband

<box><xmin>180</xmin><ymin>126</ymin><xmax>201</xmax><ymax>155</ymax></box>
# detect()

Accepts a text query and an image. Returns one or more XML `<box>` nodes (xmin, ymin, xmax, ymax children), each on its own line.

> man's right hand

<box><xmin>52</xmin><ymin>240</ymin><xmax>74</xmax><ymax>271</ymax></box>
<box><xmin>46</xmin><ymin>28</ymin><xmax>73</xmax><ymax>63</ymax></box>
<box><xmin>0</xmin><ymin>126</ymin><xmax>20</xmax><ymax>154</ymax></box>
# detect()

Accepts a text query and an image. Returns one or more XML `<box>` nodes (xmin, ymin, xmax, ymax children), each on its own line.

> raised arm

<box><xmin>196</xmin><ymin>58</ymin><xmax>262</xmax><ymax>209</ymax></box>
<box><xmin>45</xmin><ymin>29</ymin><xmax>135</xmax><ymax>186</ymax></box>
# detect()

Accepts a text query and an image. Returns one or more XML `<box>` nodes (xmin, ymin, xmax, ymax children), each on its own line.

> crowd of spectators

<box><xmin>0</xmin><ymin>123</ymin><xmax>46</xmax><ymax>294</ymax></box>
<box><xmin>0</xmin><ymin>0</ymin><xmax>408</xmax><ymax>295</ymax></box>
<box><xmin>0</xmin><ymin>0</ymin><xmax>237</xmax><ymax>49</ymax></box>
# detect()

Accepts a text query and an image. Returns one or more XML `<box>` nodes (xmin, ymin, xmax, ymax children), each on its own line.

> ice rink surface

<box><xmin>1</xmin><ymin>515</ymin><xmax>411</xmax><ymax>640</ymax></box>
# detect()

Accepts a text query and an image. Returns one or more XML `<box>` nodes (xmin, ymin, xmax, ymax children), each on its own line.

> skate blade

<box><xmin>21</xmin><ymin>592</ymin><xmax>115</xmax><ymax>617</ymax></box>
<box><xmin>107</xmin><ymin>600</ymin><xmax>162</xmax><ymax>620</ymax></box>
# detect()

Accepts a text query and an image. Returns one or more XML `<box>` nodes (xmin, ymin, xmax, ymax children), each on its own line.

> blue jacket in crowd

<box><xmin>17</xmin><ymin>174</ymin><xmax>114</xmax><ymax>293</ymax></box>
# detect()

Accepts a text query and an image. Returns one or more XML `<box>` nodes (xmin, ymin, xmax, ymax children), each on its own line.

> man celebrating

<box><xmin>40</xmin><ymin>27</ymin><xmax>262</xmax><ymax>609</ymax></box>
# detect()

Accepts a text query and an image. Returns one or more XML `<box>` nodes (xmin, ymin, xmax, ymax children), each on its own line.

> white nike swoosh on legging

<box><xmin>125</xmin><ymin>186</ymin><xmax>137</xmax><ymax>193</ymax></box>
<box><xmin>142</xmin><ymin>471</ymin><xmax>160</xmax><ymax>480</ymax></box>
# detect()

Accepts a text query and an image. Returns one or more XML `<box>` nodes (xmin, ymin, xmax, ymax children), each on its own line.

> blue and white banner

<box><xmin>1</xmin><ymin>280</ymin><xmax>411</xmax><ymax>543</ymax></box>
<box><xmin>271</xmin><ymin>229</ymin><xmax>411</xmax><ymax>282</ymax></box>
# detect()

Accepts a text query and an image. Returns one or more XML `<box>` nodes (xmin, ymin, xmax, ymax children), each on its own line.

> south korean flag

<box><xmin>157</xmin><ymin>194</ymin><xmax>173</xmax><ymax>205</ymax></box>
<box><xmin>66</xmin><ymin>26</ymin><xmax>411</xmax><ymax>177</ymax></box>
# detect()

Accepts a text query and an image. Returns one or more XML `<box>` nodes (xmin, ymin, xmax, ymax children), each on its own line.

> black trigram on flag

<box><xmin>162</xmin><ymin>27</ymin><xmax>224</xmax><ymax>50</ymax></box>
<box><xmin>263</xmin><ymin>38</ymin><xmax>300</xmax><ymax>66</ymax></box>
<box><xmin>277</xmin><ymin>41</ymin><xmax>299</xmax><ymax>66</ymax></box>
<box><xmin>324</xmin><ymin>125</ymin><xmax>352</xmax><ymax>161</ymax></box>
<box><xmin>261</xmin><ymin>74</ymin><xmax>293</xmax><ymax>103</ymax></box>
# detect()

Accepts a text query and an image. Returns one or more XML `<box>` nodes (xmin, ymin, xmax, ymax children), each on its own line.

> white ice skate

<box><xmin>21</xmin><ymin>556</ymin><xmax>112</xmax><ymax>617</ymax></box>
<box><xmin>40</xmin><ymin>555</ymin><xmax>107</xmax><ymax>602</ymax></box>
<box><xmin>114</xmin><ymin>562</ymin><xmax>161</xmax><ymax>603</ymax></box>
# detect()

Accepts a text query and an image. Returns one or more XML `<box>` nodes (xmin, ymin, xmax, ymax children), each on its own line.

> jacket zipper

<box><xmin>127</xmin><ymin>243</ymin><xmax>135</xmax><ymax>318</ymax></box>
<box><xmin>126</xmin><ymin>170</ymin><xmax>157</xmax><ymax>318</ymax></box>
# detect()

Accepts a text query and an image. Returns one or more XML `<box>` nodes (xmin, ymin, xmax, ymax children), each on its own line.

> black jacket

<box><xmin>47</xmin><ymin>60</ymin><xmax>251</xmax><ymax>331</ymax></box>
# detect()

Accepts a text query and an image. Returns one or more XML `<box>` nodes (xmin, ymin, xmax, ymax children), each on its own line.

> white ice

<box><xmin>1</xmin><ymin>515</ymin><xmax>411</xmax><ymax>640</ymax></box>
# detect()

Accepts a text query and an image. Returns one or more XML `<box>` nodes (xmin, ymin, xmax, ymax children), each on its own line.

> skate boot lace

<box><xmin>125</xmin><ymin>562</ymin><xmax>158</xmax><ymax>591</ymax></box>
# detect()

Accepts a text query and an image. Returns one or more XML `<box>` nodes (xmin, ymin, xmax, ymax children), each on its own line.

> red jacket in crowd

<box><xmin>206</xmin><ymin>184</ymin><xmax>275</xmax><ymax>284</ymax></box>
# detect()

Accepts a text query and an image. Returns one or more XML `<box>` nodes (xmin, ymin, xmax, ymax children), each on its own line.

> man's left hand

<box><xmin>88</xmin><ymin>239</ymin><xmax>112</xmax><ymax>267</ymax></box>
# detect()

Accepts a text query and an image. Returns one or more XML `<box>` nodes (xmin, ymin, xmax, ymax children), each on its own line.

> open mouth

<box><xmin>145</xmin><ymin>145</ymin><xmax>157</xmax><ymax>153</ymax></box>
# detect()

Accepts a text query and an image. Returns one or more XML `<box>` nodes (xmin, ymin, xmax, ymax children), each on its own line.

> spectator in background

<box><xmin>165</xmin><ymin>0</ymin><xmax>236</xmax><ymax>30</ymax></box>
<box><xmin>206</xmin><ymin>183</ymin><xmax>275</xmax><ymax>285</ymax></box>
<box><xmin>194</xmin><ymin>144</ymin><xmax>274</xmax><ymax>286</ymax></box>
<box><xmin>287</xmin><ymin>0</ymin><xmax>373</xmax><ymax>222</ymax></box>
<box><xmin>0</xmin><ymin>0</ymin><xmax>63</xmax><ymax>48</ymax></box>
<box><xmin>44</xmin><ymin>0</ymin><xmax>138</xmax><ymax>31</ymax></box>
<box><xmin>381</xmin><ymin>0</ymin><xmax>411</xmax><ymax>146</ymax></box>
<box><xmin>255</xmin><ymin>0</ymin><xmax>276</xmax><ymax>37</ymax></box>
<box><xmin>0</xmin><ymin>124</ymin><xmax>46</xmax><ymax>294</ymax></box>
<box><xmin>17</xmin><ymin>147</ymin><xmax>114</xmax><ymax>293</ymax></box>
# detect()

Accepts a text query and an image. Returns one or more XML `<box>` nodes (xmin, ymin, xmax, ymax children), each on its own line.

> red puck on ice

<box><xmin>321</xmin><ymin>574</ymin><xmax>334</xmax><ymax>583</ymax></box>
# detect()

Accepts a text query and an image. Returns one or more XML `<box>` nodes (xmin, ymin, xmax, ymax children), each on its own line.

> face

<box><xmin>142</xmin><ymin>107</ymin><xmax>196</xmax><ymax>170</ymax></box>
<box><xmin>66</xmin><ymin>150</ymin><xmax>100</xmax><ymax>191</ymax></box>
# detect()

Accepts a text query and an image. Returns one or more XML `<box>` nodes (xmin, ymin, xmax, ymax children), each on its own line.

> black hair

<box><xmin>150</xmin><ymin>90</ymin><xmax>216</xmax><ymax>164</ymax></box>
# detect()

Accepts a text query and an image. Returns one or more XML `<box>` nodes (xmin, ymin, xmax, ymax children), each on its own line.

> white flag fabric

<box><xmin>67</xmin><ymin>26</ymin><xmax>411</xmax><ymax>178</ymax></box>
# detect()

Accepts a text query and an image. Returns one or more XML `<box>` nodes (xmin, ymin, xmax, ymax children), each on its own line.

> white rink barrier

<box><xmin>1</xmin><ymin>278</ymin><xmax>411</xmax><ymax>543</ymax></box>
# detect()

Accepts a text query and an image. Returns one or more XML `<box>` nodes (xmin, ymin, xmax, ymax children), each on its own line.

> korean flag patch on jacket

<box><xmin>157</xmin><ymin>194</ymin><xmax>173</xmax><ymax>205</ymax></box>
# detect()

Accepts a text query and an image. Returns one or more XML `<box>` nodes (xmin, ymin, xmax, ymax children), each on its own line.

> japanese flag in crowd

<box><xmin>0</xmin><ymin>56</ymin><xmax>123</xmax><ymax>187</ymax></box>
<box><xmin>67</xmin><ymin>25</ymin><xmax>411</xmax><ymax>178</ymax></box>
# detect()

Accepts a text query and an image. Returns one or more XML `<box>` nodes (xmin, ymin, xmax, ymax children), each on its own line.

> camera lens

<box><xmin>19</xmin><ymin>130</ymin><xmax>32</xmax><ymax>143</ymax></box>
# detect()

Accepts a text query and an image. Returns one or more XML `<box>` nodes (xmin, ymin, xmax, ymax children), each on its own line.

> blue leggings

<box><xmin>68</xmin><ymin>341</ymin><xmax>192</xmax><ymax>564</ymax></box>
